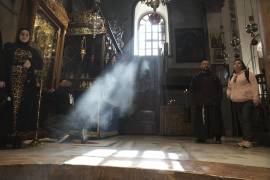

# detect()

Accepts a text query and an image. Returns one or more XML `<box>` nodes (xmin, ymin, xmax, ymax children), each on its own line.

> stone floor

<box><xmin>0</xmin><ymin>136</ymin><xmax>270</xmax><ymax>180</ymax></box>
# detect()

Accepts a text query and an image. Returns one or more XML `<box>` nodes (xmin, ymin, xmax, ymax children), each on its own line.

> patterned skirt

<box><xmin>10</xmin><ymin>65</ymin><xmax>27</xmax><ymax>130</ymax></box>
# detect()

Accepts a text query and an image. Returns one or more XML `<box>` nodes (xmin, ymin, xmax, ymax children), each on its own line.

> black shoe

<box><xmin>215</xmin><ymin>137</ymin><xmax>222</xmax><ymax>144</ymax></box>
<box><xmin>196</xmin><ymin>139</ymin><xmax>206</xmax><ymax>143</ymax></box>
<box><xmin>0</xmin><ymin>139</ymin><xmax>8</xmax><ymax>149</ymax></box>
<box><xmin>0</xmin><ymin>144</ymin><xmax>7</xmax><ymax>150</ymax></box>
<box><xmin>11</xmin><ymin>133</ymin><xmax>22</xmax><ymax>149</ymax></box>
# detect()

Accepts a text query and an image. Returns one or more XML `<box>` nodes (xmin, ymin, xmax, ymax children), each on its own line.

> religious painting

<box><xmin>32</xmin><ymin>10</ymin><xmax>60</xmax><ymax>89</ymax></box>
<box><xmin>213</xmin><ymin>48</ymin><xmax>225</xmax><ymax>62</ymax></box>
<box><xmin>175</xmin><ymin>28</ymin><xmax>206</xmax><ymax>63</ymax></box>
<box><xmin>211</xmin><ymin>64</ymin><xmax>229</xmax><ymax>86</ymax></box>
<box><xmin>210</xmin><ymin>32</ymin><xmax>224</xmax><ymax>48</ymax></box>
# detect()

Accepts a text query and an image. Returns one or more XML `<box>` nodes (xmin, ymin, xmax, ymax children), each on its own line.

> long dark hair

<box><xmin>231</xmin><ymin>59</ymin><xmax>250</xmax><ymax>83</ymax></box>
<box><xmin>233</xmin><ymin>59</ymin><xmax>248</xmax><ymax>71</ymax></box>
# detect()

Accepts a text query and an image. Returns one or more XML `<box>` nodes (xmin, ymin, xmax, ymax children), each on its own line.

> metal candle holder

<box><xmin>31</xmin><ymin>72</ymin><xmax>44</xmax><ymax>146</ymax></box>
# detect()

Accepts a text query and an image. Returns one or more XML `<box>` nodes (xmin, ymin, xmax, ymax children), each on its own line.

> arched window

<box><xmin>137</xmin><ymin>13</ymin><xmax>166</xmax><ymax>56</ymax></box>
<box><xmin>134</xmin><ymin>2</ymin><xmax>169</xmax><ymax>56</ymax></box>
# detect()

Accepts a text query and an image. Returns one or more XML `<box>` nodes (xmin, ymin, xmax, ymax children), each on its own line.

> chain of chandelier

<box><xmin>140</xmin><ymin>0</ymin><xmax>170</xmax><ymax>11</ymax></box>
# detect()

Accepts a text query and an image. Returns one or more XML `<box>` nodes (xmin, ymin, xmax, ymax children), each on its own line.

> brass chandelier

<box><xmin>69</xmin><ymin>9</ymin><xmax>106</xmax><ymax>37</ymax></box>
<box><xmin>140</xmin><ymin>0</ymin><xmax>170</xmax><ymax>12</ymax></box>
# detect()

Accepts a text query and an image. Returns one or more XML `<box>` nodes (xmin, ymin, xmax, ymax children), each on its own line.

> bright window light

<box><xmin>142</xmin><ymin>150</ymin><xmax>166</xmax><ymax>159</ymax></box>
<box><xmin>168</xmin><ymin>153</ymin><xmax>179</xmax><ymax>160</ymax></box>
<box><xmin>103</xmin><ymin>160</ymin><xmax>133</xmax><ymax>167</ymax></box>
<box><xmin>134</xmin><ymin>2</ymin><xmax>169</xmax><ymax>56</ymax></box>
<box><xmin>113</xmin><ymin>150</ymin><xmax>139</xmax><ymax>158</ymax></box>
<box><xmin>84</xmin><ymin>149</ymin><xmax>117</xmax><ymax>157</ymax></box>
<box><xmin>138</xmin><ymin>160</ymin><xmax>169</xmax><ymax>170</ymax></box>
<box><xmin>137</xmin><ymin>14</ymin><xmax>166</xmax><ymax>56</ymax></box>
<box><xmin>64</xmin><ymin>156</ymin><xmax>104</xmax><ymax>166</ymax></box>
<box><xmin>171</xmin><ymin>161</ymin><xmax>185</xmax><ymax>171</ymax></box>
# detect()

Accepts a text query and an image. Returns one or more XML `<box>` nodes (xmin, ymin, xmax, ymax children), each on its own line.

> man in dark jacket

<box><xmin>0</xmin><ymin>49</ymin><xmax>12</xmax><ymax>148</ymax></box>
<box><xmin>44</xmin><ymin>79</ymin><xmax>75</xmax><ymax>139</ymax></box>
<box><xmin>50</xmin><ymin>80</ymin><xmax>74</xmax><ymax>115</ymax></box>
<box><xmin>190</xmin><ymin>60</ymin><xmax>223</xmax><ymax>143</ymax></box>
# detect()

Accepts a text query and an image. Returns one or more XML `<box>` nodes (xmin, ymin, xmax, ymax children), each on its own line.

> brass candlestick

<box><xmin>31</xmin><ymin>71</ymin><xmax>44</xmax><ymax>146</ymax></box>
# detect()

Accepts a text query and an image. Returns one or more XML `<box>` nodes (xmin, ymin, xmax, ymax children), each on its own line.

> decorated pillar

<box><xmin>258</xmin><ymin>0</ymin><xmax>270</xmax><ymax>93</ymax></box>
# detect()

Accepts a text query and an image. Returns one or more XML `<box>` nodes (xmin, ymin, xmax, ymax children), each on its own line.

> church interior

<box><xmin>0</xmin><ymin>0</ymin><xmax>270</xmax><ymax>179</ymax></box>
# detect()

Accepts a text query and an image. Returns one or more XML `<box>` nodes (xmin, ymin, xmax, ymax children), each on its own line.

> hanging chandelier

<box><xmin>69</xmin><ymin>9</ymin><xmax>106</xmax><ymax>37</ymax></box>
<box><xmin>80</xmin><ymin>36</ymin><xmax>87</xmax><ymax>61</ymax></box>
<box><xmin>245</xmin><ymin>16</ymin><xmax>258</xmax><ymax>38</ymax></box>
<box><xmin>149</xmin><ymin>13</ymin><xmax>161</xmax><ymax>24</ymax></box>
<box><xmin>140</xmin><ymin>0</ymin><xmax>170</xmax><ymax>12</ymax></box>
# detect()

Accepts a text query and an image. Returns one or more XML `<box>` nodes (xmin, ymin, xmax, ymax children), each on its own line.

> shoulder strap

<box><xmin>245</xmin><ymin>70</ymin><xmax>250</xmax><ymax>83</ymax></box>
<box><xmin>229</xmin><ymin>74</ymin><xmax>233</xmax><ymax>81</ymax></box>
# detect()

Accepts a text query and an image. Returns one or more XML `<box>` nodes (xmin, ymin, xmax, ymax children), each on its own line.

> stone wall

<box><xmin>0</xmin><ymin>0</ymin><xmax>22</xmax><ymax>45</ymax></box>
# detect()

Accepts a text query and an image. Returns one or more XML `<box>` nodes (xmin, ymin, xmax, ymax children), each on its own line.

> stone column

<box><xmin>258</xmin><ymin>0</ymin><xmax>270</xmax><ymax>92</ymax></box>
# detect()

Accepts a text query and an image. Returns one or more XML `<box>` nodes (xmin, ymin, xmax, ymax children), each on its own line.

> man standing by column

<box><xmin>190</xmin><ymin>60</ymin><xmax>223</xmax><ymax>143</ymax></box>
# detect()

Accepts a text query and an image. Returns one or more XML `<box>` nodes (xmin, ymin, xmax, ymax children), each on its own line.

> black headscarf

<box><xmin>15</xmin><ymin>28</ymin><xmax>31</xmax><ymax>46</ymax></box>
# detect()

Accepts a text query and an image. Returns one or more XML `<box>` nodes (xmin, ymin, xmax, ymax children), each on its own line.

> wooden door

<box><xmin>120</xmin><ymin>56</ymin><xmax>162</xmax><ymax>134</ymax></box>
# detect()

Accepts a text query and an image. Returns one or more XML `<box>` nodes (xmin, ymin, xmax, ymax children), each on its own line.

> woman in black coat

<box><xmin>0</xmin><ymin>28</ymin><xmax>43</xmax><ymax>145</ymax></box>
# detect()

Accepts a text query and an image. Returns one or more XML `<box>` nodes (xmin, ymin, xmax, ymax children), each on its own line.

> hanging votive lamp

<box><xmin>80</xmin><ymin>36</ymin><xmax>87</xmax><ymax>61</ymax></box>
<box><xmin>149</xmin><ymin>13</ymin><xmax>161</xmax><ymax>25</ymax></box>
<box><xmin>230</xmin><ymin>36</ymin><xmax>240</xmax><ymax>49</ymax></box>
<box><xmin>245</xmin><ymin>16</ymin><xmax>258</xmax><ymax>37</ymax></box>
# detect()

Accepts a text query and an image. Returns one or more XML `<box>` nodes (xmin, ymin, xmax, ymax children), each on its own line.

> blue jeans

<box><xmin>232</xmin><ymin>101</ymin><xmax>254</xmax><ymax>141</ymax></box>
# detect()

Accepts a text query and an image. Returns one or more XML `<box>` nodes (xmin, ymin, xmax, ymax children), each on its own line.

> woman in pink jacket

<box><xmin>227</xmin><ymin>58</ymin><xmax>260</xmax><ymax>148</ymax></box>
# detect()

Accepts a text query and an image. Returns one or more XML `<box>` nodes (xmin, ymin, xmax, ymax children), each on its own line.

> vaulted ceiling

<box><xmin>201</xmin><ymin>0</ymin><xmax>225</xmax><ymax>12</ymax></box>
<box><xmin>63</xmin><ymin>0</ymin><xmax>225</xmax><ymax>14</ymax></box>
